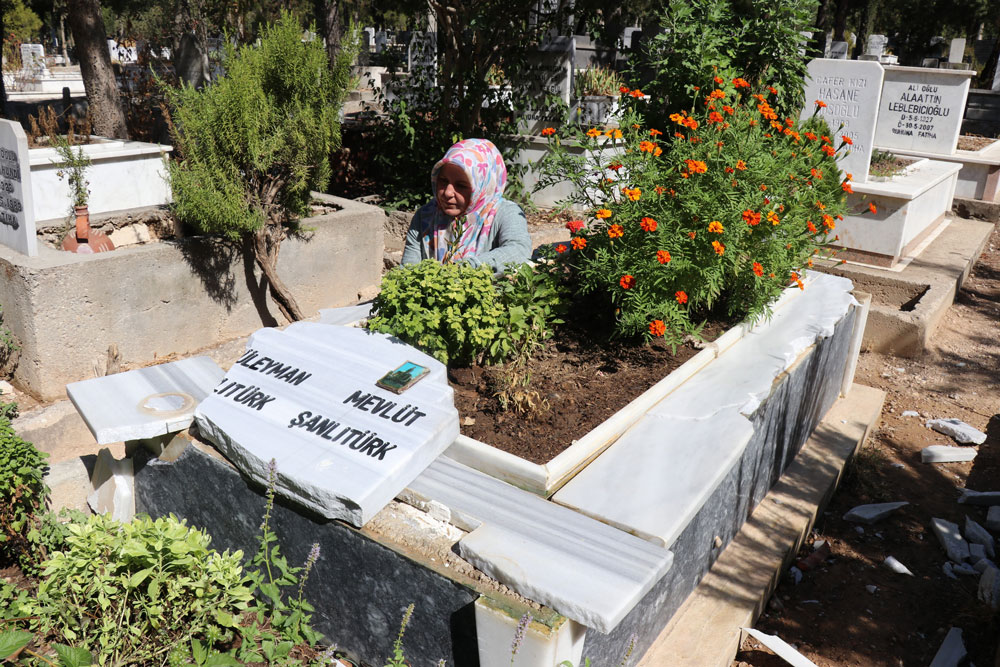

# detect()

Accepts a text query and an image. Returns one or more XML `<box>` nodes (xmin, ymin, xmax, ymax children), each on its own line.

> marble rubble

<box><xmin>928</xmin><ymin>627</ymin><xmax>966</xmax><ymax>667</ymax></box>
<box><xmin>958</xmin><ymin>489</ymin><xmax>1000</xmax><ymax>506</ymax></box>
<box><xmin>931</xmin><ymin>518</ymin><xmax>970</xmax><ymax>563</ymax></box>
<box><xmin>843</xmin><ymin>501</ymin><xmax>908</xmax><ymax>524</ymax></box>
<box><xmin>927</xmin><ymin>418</ymin><xmax>987</xmax><ymax>445</ymax></box>
<box><xmin>964</xmin><ymin>517</ymin><xmax>995</xmax><ymax>558</ymax></box>
<box><xmin>884</xmin><ymin>555</ymin><xmax>914</xmax><ymax>575</ymax></box>
<box><xmin>979</xmin><ymin>566</ymin><xmax>1000</xmax><ymax>609</ymax></box>
<box><xmin>988</xmin><ymin>506</ymin><xmax>1000</xmax><ymax>531</ymax></box>
<box><xmin>743</xmin><ymin>629</ymin><xmax>818</xmax><ymax>667</ymax></box>
<box><xmin>921</xmin><ymin>445</ymin><xmax>977</xmax><ymax>463</ymax></box>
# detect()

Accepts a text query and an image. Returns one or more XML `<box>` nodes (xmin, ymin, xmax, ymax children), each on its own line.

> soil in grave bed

<box><xmin>448</xmin><ymin>317</ymin><xmax>734</xmax><ymax>464</ymax></box>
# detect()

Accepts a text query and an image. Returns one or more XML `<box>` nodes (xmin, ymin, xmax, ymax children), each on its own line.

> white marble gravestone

<box><xmin>801</xmin><ymin>59</ymin><xmax>884</xmax><ymax>183</ymax></box>
<box><xmin>829</xmin><ymin>41</ymin><xmax>848</xmax><ymax>59</ymax></box>
<box><xmin>194</xmin><ymin>323</ymin><xmax>459</xmax><ymax>527</ymax></box>
<box><xmin>0</xmin><ymin>120</ymin><xmax>38</xmax><ymax>256</ymax></box>
<box><xmin>518</xmin><ymin>38</ymin><xmax>575</xmax><ymax>134</ymax></box>
<box><xmin>19</xmin><ymin>44</ymin><xmax>47</xmax><ymax>75</ymax></box>
<box><xmin>866</xmin><ymin>34</ymin><xmax>888</xmax><ymax>57</ymax></box>
<box><xmin>407</xmin><ymin>32</ymin><xmax>436</xmax><ymax>85</ymax></box>
<box><xmin>949</xmin><ymin>38</ymin><xmax>966</xmax><ymax>64</ymax></box>
<box><xmin>873</xmin><ymin>66</ymin><xmax>974</xmax><ymax>155</ymax></box>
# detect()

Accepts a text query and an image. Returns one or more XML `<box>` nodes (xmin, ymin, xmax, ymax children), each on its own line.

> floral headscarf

<box><xmin>416</xmin><ymin>138</ymin><xmax>508</xmax><ymax>263</ymax></box>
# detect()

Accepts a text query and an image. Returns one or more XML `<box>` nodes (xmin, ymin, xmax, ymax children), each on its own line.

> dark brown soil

<box><xmin>957</xmin><ymin>135</ymin><xmax>997</xmax><ymax>152</ymax></box>
<box><xmin>734</xmin><ymin>225</ymin><xmax>1000</xmax><ymax>666</ymax></box>
<box><xmin>450</xmin><ymin>319</ymin><xmax>731</xmax><ymax>464</ymax></box>
<box><xmin>869</xmin><ymin>153</ymin><xmax>917</xmax><ymax>179</ymax></box>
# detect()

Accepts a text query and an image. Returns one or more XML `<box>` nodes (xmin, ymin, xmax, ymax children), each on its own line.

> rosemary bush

<box><xmin>0</xmin><ymin>419</ymin><xmax>48</xmax><ymax>570</ymax></box>
<box><xmin>535</xmin><ymin>78</ymin><xmax>851</xmax><ymax>345</ymax></box>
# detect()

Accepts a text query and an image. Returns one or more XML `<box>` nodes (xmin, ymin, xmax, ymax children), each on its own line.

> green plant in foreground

<box><xmin>383</xmin><ymin>603</ymin><xmax>414</xmax><ymax>667</ymax></box>
<box><xmin>52</xmin><ymin>135</ymin><xmax>91</xmax><ymax>209</ymax></box>
<box><xmin>0</xmin><ymin>418</ymin><xmax>49</xmax><ymax>570</ymax></box>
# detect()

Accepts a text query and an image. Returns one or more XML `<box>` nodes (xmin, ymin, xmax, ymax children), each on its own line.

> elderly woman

<box><xmin>401</xmin><ymin>138</ymin><xmax>532</xmax><ymax>275</ymax></box>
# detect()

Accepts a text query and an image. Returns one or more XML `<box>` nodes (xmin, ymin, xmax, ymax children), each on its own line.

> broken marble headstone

<box><xmin>926</xmin><ymin>418</ymin><xmax>987</xmax><ymax>445</ymax></box>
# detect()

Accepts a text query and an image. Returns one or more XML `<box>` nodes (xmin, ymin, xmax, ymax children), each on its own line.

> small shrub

<box><xmin>0</xmin><ymin>419</ymin><xmax>48</xmax><ymax>569</ymax></box>
<box><xmin>28</xmin><ymin>513</ymin><xmax>254</xmax><ymax>666</ymax></box>
<box><xmin>535</xmin><ymin>79</ymin><xmax>851</xmax><ymax>344</ymax></box>
<box><xmin>575</xmin><ymin>67</ymin><xmax>625</xmax><ymax>97</ymax></box>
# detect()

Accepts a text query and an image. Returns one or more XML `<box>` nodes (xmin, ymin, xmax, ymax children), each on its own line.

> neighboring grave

<box><xmin>19</xmin><ymin>44</ymin><xmax>47</xmax><ymax>75</ymax></box>
<box><xmin>866</xmin><ymin>34</ymin><xmax>888</xmax><ymax>57</ymax></box>
<box><xmin>874</xmin><ymin>66</ymin><xmax>975</xmax><ymax>154</ymax></box>
<box><xmin>374</xmin><ymin>31</ymin><xmax>387</xmax><ymax>53</ymax></box>
<box><xmin>801</xmin><ymin>58</ymin><xmax>884</xmax><ymax>183</ymax></box>
<box><xmin>0</xmin><ymin>120</ymin><xmax>38</xmax><ymax>256</ymax></box>
<box><xmin>518</xmin><ymin>37</ymin><xmax>575</xmax><ymax>135</ymax></box>
<box><xmin>829</xmin><ymin>41</ymin><xmax>848</xmax><ymax>59</ymax></box>
<box><xmin>407</xmin><ymin>31</ymin><xmax>437</xmax><ymax>85</ymax></box>
<box><xmin>194</xmin><ymin>323</ymin><xmax>459</xmax><ymax>527</ymax></box>
<box><xmin>948</xmin><ymin>38</ymin><xmax>966</xmax><ymax>63</ymax></box>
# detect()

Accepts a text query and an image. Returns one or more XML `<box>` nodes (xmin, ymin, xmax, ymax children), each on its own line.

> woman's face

<box><xmin>436</xmin><ymin>162</ymin><xmax>474</xmax><ymax>217</ymax></box>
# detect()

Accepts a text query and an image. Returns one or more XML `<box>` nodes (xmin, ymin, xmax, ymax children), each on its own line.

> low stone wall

<box><xmin>0</xmin><ymin>195</ymin><xmax>384</xmax><ymax>400</ymax></box>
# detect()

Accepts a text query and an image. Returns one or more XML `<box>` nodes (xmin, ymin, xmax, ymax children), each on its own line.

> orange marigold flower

<box><xmin>821</xmin><ymin>135</ymin><xmax>832</xmax><ymax>144</ymax></box>
<box><xmin>709</xmin><ymin>111</ymin><xmax>725</xmax><ymax>124</ymax></box>
<box><xmin>619</xmin><ymin>85</ymin><xmax>630</xmax><ymax>95</ymax></box>
<box><xmin>608</xmin><ymin>162</ymin><xmax>623</xmax><ymax>171</ymax></box>
<box><xmin>688</xmin><ymin>231</ymin><xmax>697</xmax><ymax>239</ymax></box>
<box><xmin>595</xmin><ymin>208</ymin><xmax>612</xmax><ymax>220</ymax></box>
<box><xmin>566</xmin><ymin>219</ymin><xmax>585</xmax><ymax>233</ymax></box>
<box><xmin>571</xmin><ymin>237</ymin><xmax>587</xmax><ymax>250</ymax></box>
<box><xmin>822</xmin><ymin>213</ymin><xmax>835</xmax><ymax>230</ymax></box>
<box><xmin>820</xmin><ymin>145</ymin><xmax>836</xmax><ymax>157</ymax></box>
<box><xmin>723</xmin><ymin>105</ymin><xmax>734</xmax><ymax>115</ymax></box>
<box><xmin>649</xmin><ymin>129</ymin><xmax>663</xmax><ymax>136</ymax></box>
<box><xmin>623</xmin><ymin>186</ymin><xmax>641</xmax><ymax>201</ymax></box>
<box><xmin>714</xmin><ymin>75</ymin><xmax>724</xmax><ymax>84</ymax></box>
<box><xmin>732</xmin><ymin>77</ymin><xmax>750</xmax><ymax>88</ymax></box>
<box><xmin>675</xmin><ymin>290</ymin><xmax>689</xmax><ymax>304</ymax></box>
<box><xmin>669</xmin><ymin>112</ymin><xmax>685</xmax><ymax>123</ymax></box>
<box><xmin>689</xmin><ymin>137</ymin><xmax>701</xmax><ymax>144</ymax></box>
<box><xmin>586</xmin><ymin>128</ymin><xmax>602</xmax><ymax>138</ymax></box>
<box><xmin>845</xmin><ymin>173</ymin><xmax>853</xmax><ymax>181</ymax></box>
<box><xmin>684</xmin><ymin>117</ymin><xmax>699</xmax><ymax>130</ymax></box>
<box><xmin>712</xmin><ymin>240</ymin><xmax>725</xmax><ymax>255</ymax></box>
<box><xmin>767</xmin><ymin>211</ymin><xmax>780</xmax><ymax>226</ymax></box>
<box><xmin>681</xmin><ymin>172</ymin><xmax>690</xmax><ymax>179</ymax></box>
<box><xmin>639</xmin><ymin>140</ymin><xmax>656</xmax><ymax>153</ymax></box>
<box><xmin>620</xmin><ymin>274</ymin><xmax>636</xmax><ymax>289</ymax></box>
<box><xmin>807</xmin><ymin>220</ymin><xmax>818</xmax><ymax>233</ymax></box>
<box><xmin>640</xmin><ymin>217</ymin><xmax>658</xmax><ymax>232</ymax></box>
<box><xmin>815</xmin><ymin>100</ymin><xmax>827</xmax><ymax>108</ymax></box>
<box><xmin>842</xmin><ymin>181</ymin><xmax>854</xmax><ymax>193</ymax></box>
<box><xmin>555</xmin><ymin>244</ymin><xmax>567</xmax><ymax>253</ymax></box>
<box><xmin>656</xmin><ymin>249</ymin><xmax>671</xmax><ymax>264</ymax></box>
<box><xmin>842</xmin><ymin>135</ymin><xmax>853</xmax><ymax>145</ymax></box>
<box><xmin>749</xmin><ymin>119</ymin><xmax>758</xmax><ymax>126</ymax></box>
<box><xmin>674</xmin><ymin>132</ymin><xmax>685</xmax><ymax>138</ymax></box>
<box><xmin>685</xmin><ymin>159</ymin><xmax>708</xmax><ymax>174</ymax></box>
<box><xmin>649</xmin><ymin>319</ymin><xmax>666</xmax><ymax>337</ymax></box>
<box><xmin>735</xmin><ymin>160</ymin><xmax>747</xmax><ymax>171</ymax></box>
<box><xmin>709</xmin><ymin>88</ymin><xmax>725</xmax><ymax>100</ymax></box>
<box><xmin>707</xmin><ymin>220</ymin><xmax>724</xmax><ymax>233</ymax></box>
<box><xmin>768</xmin><ymin>86</ymin><xmax>777</xmax><ymax>95</ymax></box>
<box><xmin>805</xmin><ymin>131</ymin><xmax>818</xmax><ymax>141</ymax></box>
<box><xmin>655</xmin><ymin>186</ymin><xmax>666</xmax><ymax>195</ymax></box>
<box><xmin>752</xmin><ymin>262</ymin><xmax>764</xmax><ymax>277</ymax></box>
<box><xmin>541</xmin><ymin>127</ymin><xmax>556</xmax><ymax>136</ymax></box>
<box><xmin>770</xmin><ymin>120</ymin><xmax>784</xmax><ymax>130</ymax></box>
<box><xmin>810</xmin><ymin>168</ymin><xmax>823</xmax><ymax>180</ymax></box>
<box><xmin>742</xmin><ymin>210</ymin><xmax>761</xmax><ymax>226</ymax></box>
<box><xmin>725</xmin><ymin>166</ymin><xmax>734</xmax><ymax>174</ymax></box>
<box><xmin>608</xmin><ymin>224</ymin><xmax>624</xmax><ymax>238</ymax></box>
<box><xmin>815</xmin><ymin>200</ymin><xmax>826</xmax><ymax>210</ymax></box>
<box><xmin>760</xmin><ymin>184</ymin><xmax>768</xmax><ymax>191</ymax></box>
<box><xmin>868</xmin><ymin>202</ymin><xmax>877</xmax><ymax>214</ymax></box>
<box><xmin>654</xmin><ymin>147</ymin><xmax>663</xmax><ymax>156</ymax></box>
<box><xmin>629</xmin><ymin>89</ymin><xmax>644</xmax><ymax>98</ymax></box>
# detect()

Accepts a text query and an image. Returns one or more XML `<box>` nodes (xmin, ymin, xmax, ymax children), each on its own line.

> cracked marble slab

<box><xmin>67</xmin><ymin>356</ymin><xmax>225</xmax><ymax>444</ymax></box>
<box><xmin>406</xmin><ymin>456</ymin><xmax>673</xmax><ymax>634</ymax></box>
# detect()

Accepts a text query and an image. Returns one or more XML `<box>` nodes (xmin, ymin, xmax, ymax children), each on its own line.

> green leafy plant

<box><xmin>869</xmin><ymin>149</ymin><xmax>911</xmax><ymax>179</ymax></box>
<box><xmin>53</xmin><ymin>136</ymin><xmax>91</xmax><ymax>209</ymax></box>
<box><xmin>575</xmin><ymin>66</ymin><xmax>625</xmax><ymax>97</ymax></box>
<box><xmin>0</xmin><ymin>419</ymin><xmax>48</xmax><ymax>570</ymax></box>
<box><xmin>166</xmin><ymin>11</ymin><xmax>356</xmax><ymax>322</ymax></box>
<box><xmin>535</xmin><ymin>79</ymin><xmax>853</xmax><ymax>345</ymax></box>
<box><xmin>27</xmin><ymin>513</ymin><xmax>254</xmax><ymax>666</ymax></box>
<box><xmin>383</xmin><ymin>603</ymin><xmax>414</xmax><ymax>667</ymax></box>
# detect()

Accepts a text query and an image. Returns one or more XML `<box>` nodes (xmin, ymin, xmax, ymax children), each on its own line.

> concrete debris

<box><xmin>952</xmin><ymin>562</ymin><xmax>977</xmax><ymax>576</ymax></box>
<box><xmin>928</xmin><ymin>627</ymin><xmax>966</xmax><ymax>667</ymax></box>
<box><xmin>958</xmin><ymin>489</ymin><xmax>1000</xmax><ymax>506</ymax></box>
<box><xmin>979</xmin><ymin>567</ymin><xmax>1000</xmax><ymax>610</ymax></box>
<box><xmin>843</xmin><ymin>501</ymin><xmax>909</xmax><ymax>524</ymax></box>
<box><xmin>988</xmin><ymin>506</ymin><xmax>1000</xmax><ymax>532</ymax></box>
<box><xmin>921</xmin><ymin>445</ymin><xmax>977</xmax><ymax>463</ymax></box>
<box><xmin>884</xmin><ymin>555</ymin><xmax>914</xmax><ymax>576</ymax></box>
<box><xmin>0</xmin><ymin>380</ymin><xmax>13</xmax><ymax>395</ymax></box>
<box><xmin>742</xmin><ymin>628</ymin><xmax>819</xmax><ymax>667</ymax></box>
<box><xmin>970</xmin><ymin>543</ymin><xmax>986</xmax><ymax>562</ymax></box>
<box><xmin>943</xmin><ymin>562</ymin><xmax>958</xmax><ymax>580</ymax></box>
<box><xmin>931</xmin><ymin>518</ymin><xmax>970</xmax><ymax>563</ymax></box>
<box><xmin>965</xmin><ymin>517</ymin><xmax>996</xmax><ymax>558</ymax></box>
<box><xmin>855</xmin><ymin>526</ymin><xmax>865</xmax><ymax>535</ymax></box>
<box><xmin>865</xmin><ymin>585</ymin><xmax>878</xmax><ymax>594</ymax></box>
<box><xmin>789</xmin><ymin>566</ymin><xmax>803</xmax><ymax>585</ymax></box>
<box><xmin>890</xmin><ymin>462</ymin><xmax>906</xmax><ymax>469</ymax></box>
<box><xmin>926</xmin><ymin>418</ymin><xmax>987</xmax><ymax>445</ymax></box>
<box><xmin>796</xmin><ymin>541</ymin><xmax>831</xmax><ymax>571</ymax></box>
<box><xmin>901</xmin><ymin>410</ymin><xmax>920</xmax><ymax>417</ymax></box>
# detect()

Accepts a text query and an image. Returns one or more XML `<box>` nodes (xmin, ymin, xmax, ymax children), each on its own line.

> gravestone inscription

<box><xmin>194</xmin><ymin>322</ymin><xmax>459</xmax><ymax>527</ymax></box>
<box><xmin>19</xmin><ymin>44</ymin><xmax>47</xmax><ymax>75</ymax></box>
<box><xmin>801</xmin><ymin>59</ymin><xmax>884</xmax><ymax>183</ymax></box>
<box><xmin>0</xmin><ymin>120</ymin><xmax>38</xmax><ymax>256</ymax></box>
<box><xmin>873</xmin><ymin>66</ymin><xmax>974</xmax><ymax>154</ymax></box>
<box><xmin>518</xmin><ymin>37</ymin><xmax>574</xmax><ymax>134</ymax></box>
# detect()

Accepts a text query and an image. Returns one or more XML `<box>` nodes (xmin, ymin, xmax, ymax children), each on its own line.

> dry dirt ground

<box><xmin>733</xmin><ymin>225</ymin><xmax>1000</xmax><ymax>666</ymax></box>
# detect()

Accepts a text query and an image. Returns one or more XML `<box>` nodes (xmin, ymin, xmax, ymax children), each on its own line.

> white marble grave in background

<box><xmin>801</xmin><ymin>59</ymin><xmax>885</xmax><ymax>183</ymax></box>
<box><xmin>0</xmin><ymin>120</ymin><xmax>38</xmax><ymax>256</ymax></box>
<box><xmin>873</xmin><ymin>66</ymin><xmax>974</xmax><ymax>155</ymax></box>
<box><xmin>195</xmin><ymin>323</ymin><xmax>459</xmax><ymax>527</ymax></box>
<box><xmin>68</xmin><ymin>356</ymin><xmax>224</xmax><ymax>444</ymax></box>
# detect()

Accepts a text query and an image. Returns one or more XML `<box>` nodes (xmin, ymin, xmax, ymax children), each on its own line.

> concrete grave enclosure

<box><xmin>0</xmin><ymin>194</ymin><xmax>384</xmax><ymax>400</ymax></box>
<box><xmin>122</xmin><ymin>272</ymin><xmax>868</xmax><ymax>666</ymax></box>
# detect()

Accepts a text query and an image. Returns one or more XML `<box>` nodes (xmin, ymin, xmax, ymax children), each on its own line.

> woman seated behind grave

<box><xmin>401</xmin><ymin>138</ymin><xmax>532</xmax><ymax>275</ymax></box>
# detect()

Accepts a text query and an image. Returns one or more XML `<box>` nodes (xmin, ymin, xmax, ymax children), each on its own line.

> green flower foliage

<box><xmin>535</xmin><ymin>80</ymin><xmax>852</xmax><ymax>344</ymax></box>
<box><xmin>166</xmin><ymin>11</ymin><xmax>353</xmax><ymax>238</ymax></box>
<box><xmin>0</xmin><ymin>418</ymin><xmax>49</xmax><ymax>570</ymax></box>
<box><xmin>27</xmin><ymin>513</ymin><xmax>254</xmax><ymax>666</ymax></box>
<box><xmin>368</xmin><ymin>260</ymin><xmax>565</xmax><ymax>366</ymax></box>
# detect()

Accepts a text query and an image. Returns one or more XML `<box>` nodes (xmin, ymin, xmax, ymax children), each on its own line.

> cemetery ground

<box><xmin>735</xmin><ymin>223</ymin><xmax>1000</xmax><ymax>666</ymax></box>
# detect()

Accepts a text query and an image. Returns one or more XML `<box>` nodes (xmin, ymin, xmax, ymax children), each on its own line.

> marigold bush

<box><xmin>536</xmin><ymin>77</ymin><xmax>851</xmax><ymax>345</ymax></box>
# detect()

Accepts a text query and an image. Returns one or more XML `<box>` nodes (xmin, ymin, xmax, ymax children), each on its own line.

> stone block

<box><xmin>843</xmin><ymin>501</ymin><xmax>908</xmax><ymax>524</ymax></box>
<box><xmin>965</xmin><ymin>516</ymin><xmax>995</xmax><ymax>558</ymax></box>
<box><xmin>931</xmin><ymin>517</ymin><xmax>970</xmax><ymax>562</ymax></box>
<box><xmin>987</xmin><ymin>506</ymin><xmax>1000</xmax><ymax>531</ymax></box>
<box><xmin>921</xmin><ymin>445</ymin><xmax>977</xmax><ymax>463</ymax></box>
<box><xmin>927</xmin><ymin>418</ymin><xmax>987</xmax><ymax>444</ymax></box>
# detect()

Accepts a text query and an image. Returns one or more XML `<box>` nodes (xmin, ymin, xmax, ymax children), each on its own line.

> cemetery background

<box><xmin>1</xmin><ymin>1</ymin><xmax>1000</xmax><ymax>667</ymax></box>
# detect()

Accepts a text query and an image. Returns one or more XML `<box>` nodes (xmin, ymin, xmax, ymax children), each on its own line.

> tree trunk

<box><xmin>981</xmin><ymin>36</ymin><xmax>1000</xmax><ymax>90</ymax></box>
<box><xmin>59</xmin><ymin>14</ymin><xmax>70</xmax><ymax>61</ymax></box>
<box><xmin>833</xmin><ymin>0</ymin><xmax>849</xmax><ymax>42</ymax></box>
<box><xmin>312</xmin><ymin>0</ymin><xmax>342</xmax><ymax>71</ymax></box>
<box><xmin>66</xmin><ymin>0</ymin><xmax>129</xmax><ymax>139</ymax></box>
<box><xmin>251</xmin><ymin>224</ymin><xmax>305</xmax><ymax>322</ymax></box>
